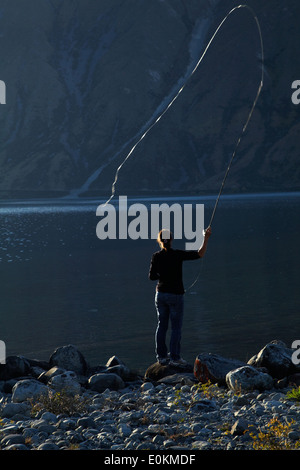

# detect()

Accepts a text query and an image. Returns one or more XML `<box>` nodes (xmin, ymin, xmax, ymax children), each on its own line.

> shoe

<box><xmin>170</xmin><ymin>357</ymin><xmax>187</xmax><ymax>366</ymax></box>
<box><xmin>158</xmin><ymin>357</ymin><xmax>169</xmax><ymax>365</ymax></box>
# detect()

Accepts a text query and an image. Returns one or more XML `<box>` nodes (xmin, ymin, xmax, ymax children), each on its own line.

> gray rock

<box><xmin>248</xmin><ymin>340</ymin><xmax>299</xmax><ymax>379</ymax></box>
<box><xmin>106</xmin><ymin>356</ymin><xmax>125</xmax><ymax>368</ymax></box>
<box><xmin>88</xmin><ymin>372</ymin><xmax>125</xmax><ymax>392</ymax></box>
<box><xmin>231</xmin><ymin>418</ymin><xmax>250</xmax><ymax>436</ymax></box>
<box><xmin>192</xmin><ymin>440</ymin><xmax>212</xmax><ymax>450</ymax></box>
<box><xmin>31</xmin><ymin>418</ymin><xmax>56</xmax><ymax>434</ymax></box>
<box><xmin>77</xmin><ymin>416</ymin><xmax>95</xmax><ymax>429</ymax></box>
<box><xmin>37</xmin><ymin>442</ymin><xmax>60</xmax><ymax>450</ymax></box>
<box><xmin>141</xmin><ymin>382</ymin><xmax>154</xmax><ymax>392</ymax></box>
<box><xmin>57</xmin><ymin>418</ymin><xmax>77</xmax><ymax>430</ymax></box>
<box><xmin>1</xmin><ymin>424</ymin><xmax>23</xmax><ymax>435</ymax></box>
<box><xmin>0</xmin><ymin>356</ymin><xmax>31</xmax><ymax>380</ymax></box>
<box><xmin>3</xmin><ymin>444</ymin><xmax>29</xmax><ymax>450</ymax></box>
<box><xmin>11</xmin><ymin>379</ymin><xmax>49</xmax><ymax>403</ymax></box>
<box><xmin>118</xmin><ymin>423</ymin><xmax>131</xmax><ymax>437</ymax></box>
<box><xmin>226</xmin><ymin>366</ymin><xmax>274</xmax><ymax>392</ymax></box>
<box><xmin>288</xmin><ymin>431</ymin><xmax>300</xmax><ymax>441</ymax></box>
<box><xmin>49</xmin><ymin>344</ymin><xmax>87</xmax><ymax>375</ymax></box>
<box><xmin>48</xmin><ymin>370</ymin><xmax>81</xmax><ymax>395</ymax></box>
<box><xmin>22</xmin><ymin>428</ymin><xmax>39</xmax><ymax>440</ymax></box>
<box><xmin>0</xmin><ymin>402</ymin><xmax>31</xmax><ymax>418</ymax></box>
<box><xmin>1</xmin><ymin>434</ymin><xmax>26</xmax><ymax>446</ymax></box>
<box><xmin>41</xmin><ymin>411</ymin><xmax>58</xmax><ymax>423</ymax></box>
<box><xmin>189</xmin><ymin>399</ymin><xmax>217</xmax><ymax>412</ymax></box>
<box><xmin>144</xmin><ymin>362</ymin><xmax>193</xmax><ymax>381</ymax></box>
<box><xmin>106</xmin><ymin>364</ymin><xmax>135</xmax><ymax>381</ymax></box>
<box><xmin>194</xmin><ymin>352</ymin><xmax>246</xmax><ymax>385</ymax></box>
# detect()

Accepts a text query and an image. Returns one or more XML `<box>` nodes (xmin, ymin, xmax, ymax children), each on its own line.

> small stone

<box><xmin>288</xmin><ymin>431</ymin><xmax>300</xmax><ymax>441</ymax></box>
<box><xmin>191</xmin><ymin>422</ymin><xmax>203</xmax><ymax>433</ymax></box>
<box><xmin>118</xmin><ymin>423</ymin><xmax>131</xmax><ymax>437</ymax></box>
<box><xmin>192</xmin><ymin>440</ymin><xmax>212</xmax><ymax>450</ymax></box>
<box><xmin>77</xmin><ymin>416</ymin><xmax>95</xmax><ymax>429</ymax></box>
<box><xmin>37</xmin><ymin>442</ymin><xmax>60</xmax><ymax>450</ymax></box>
<box><xmin>1</xmin><ymin>402</ymin><xmax>31</xmax><ymax>418</ymax></box>
<box><xmin>231</xmin><ymin>418</ymin><xmax>249</xmax><ymax>436</ymax></box>
<box><xmin>3</xmin><ymin>444</ymin><xmax>29</xmax><ymax>450</ymax></box>
<box><xmin>141</xmin><ymin>382</ymin><xmax>154</xmax><ymax>392</ymax></box>
<box><xmin>41</xmin><ymin>412</ymin><xmax>58</xmax><ymax>423</ymax></box>
<box><xmin>1</xmin><ymin>434</ymin><xmax>26</xmax><ymax>446</ymax></box>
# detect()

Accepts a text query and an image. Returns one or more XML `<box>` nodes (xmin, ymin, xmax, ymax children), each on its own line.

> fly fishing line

<box><xmin>102</xmin><ymin>4</ymin><xmax>264</xmax><ymax>214</ymax></box>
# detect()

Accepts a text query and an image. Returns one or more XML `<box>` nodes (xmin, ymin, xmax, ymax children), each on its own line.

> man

<box><xmin>148</xmin><ymin>226</ymin><xmax>212</xmax><ymax>366</ymax></box>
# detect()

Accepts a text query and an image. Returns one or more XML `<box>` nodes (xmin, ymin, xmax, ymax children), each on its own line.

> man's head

<box><xmin>157</xmin><ymin>229</ymin><xmax>173</xmax><ymax>250</ymax></box>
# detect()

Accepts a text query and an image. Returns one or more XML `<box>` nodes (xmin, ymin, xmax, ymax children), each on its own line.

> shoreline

<box><xmin>1</xmin><ymin>341</ymin><xmax>300</xmax><ymax>451</ymax></box>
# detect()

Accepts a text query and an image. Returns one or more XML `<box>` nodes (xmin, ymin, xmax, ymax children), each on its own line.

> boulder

<box><xmin>106</xmin><ymin>364</ymin><xmax>136</xmax><ymax>381</ymax></box>
<box><xmin>48</xmin><ymin>370</ymin><xmax>81</xmax><ymax>395</ymax></box>
<box><xmin>194</xmin><ymin>353</ymin><xmax>246</xmax><ymax>385</ymax></box>
<box><xmin>1</xmin><ymin>434</ymin><xmax>26</xmax><ymax>447</ymax></box>
<box><xmin>247</xmin><ymin>340</ymin><xmax>299</xmax><ymax>379</ymax></box>
<box><xmin>0</xmin><ymin>356</ymin><xmax>31</xmax><ymax>381</ymax></box>
<box><xmin>0</xmin><ymin>402</ymin><xmax>31</xmax><ymax>418</ymax></box>
<box><xmin>144</xmin><ymin>362</ymin><xmax>193</xmax><ymax>382</ymax></box>
<box><xmin>226</xmin><ymin>365</ymin><xmax>274</xmax><ymax>392</ymax></box>
<box><xmin>49</xmin><ymin>345</ymin><xmax>87</xmax><ymax>375</ymax></box>
<box><xmin>12</xmin><ymin>379</ymin><xmax>49</xmax><ymax>403</ymax></box>
<box><xmin>106</xmin><ymin>355</ymin><xmax>125</xmax><ymax>368</ymax></box>
<box><xmin>88</xmin><ymin>373</ymin><xmax>125</xmax><ymax>392</ymax></box>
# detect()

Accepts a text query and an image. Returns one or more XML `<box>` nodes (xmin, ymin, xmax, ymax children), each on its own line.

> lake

<box><xmin>0</xmin><ymin>192</ymin><xmax>299</xmax><ymax>373</ymax></box>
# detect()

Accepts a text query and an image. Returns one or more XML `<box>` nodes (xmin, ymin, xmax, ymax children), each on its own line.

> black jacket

<box><xmin>149</xmin><ymin>248</ymin><xmax>199</xmax><ymax>294</ymax></box>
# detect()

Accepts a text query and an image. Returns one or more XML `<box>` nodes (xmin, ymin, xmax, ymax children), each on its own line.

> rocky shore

<box><xmin>1</xmin><ymin>340</ymin><xmax>300</xmax><ymax>451</ymax></box>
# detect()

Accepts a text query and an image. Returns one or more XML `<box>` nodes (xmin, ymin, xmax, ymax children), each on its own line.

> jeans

<box><xmin>155</xmin><ymin>291</ymin><xmax>184</xmax><ymax>361</ymax></box>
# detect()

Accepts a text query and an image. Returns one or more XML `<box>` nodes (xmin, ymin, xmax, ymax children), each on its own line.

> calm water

<box><xmin>0</xmin><ymin>192</ymin><xmax>299</xmax><ymax>373</ymax></box>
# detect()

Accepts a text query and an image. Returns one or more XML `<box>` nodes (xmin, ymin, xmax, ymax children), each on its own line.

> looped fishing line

<box><xmin>100</xmin><ymin>5</ymin><xmax>264</xmax><ymax>291</ymax></box>
<box><xmin>102</xmin><ymin>4</ymin><xmax>264</xmax><ymax>211</ymax></box>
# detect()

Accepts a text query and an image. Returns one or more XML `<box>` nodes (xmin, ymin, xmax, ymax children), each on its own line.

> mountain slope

<box><xmin>0</xmin><ymin>0</ymin><xmax>299</xmax><ymax>198</ymax></box>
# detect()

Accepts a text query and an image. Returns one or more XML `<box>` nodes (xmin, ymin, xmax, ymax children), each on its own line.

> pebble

<box><xmin>1</xmin><ymin>379</ymin><xmax>300</xmax><ymax>450</ymax></box>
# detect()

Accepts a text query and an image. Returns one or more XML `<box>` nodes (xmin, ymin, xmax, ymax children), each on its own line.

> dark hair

<box><xmin>157</xmin><ymin>229</ymin><xmax>173</xmax><ymax>250</ymax></box>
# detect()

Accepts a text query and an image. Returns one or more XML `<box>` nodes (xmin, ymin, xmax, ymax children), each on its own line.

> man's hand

<box><xmin>198</xmin><ymin>226</ymin><xmax>212</xmax><ymax>258</ymax></box>
<box><xmin>203</xmin><ymin>226</ymin><xmax>212</xmax><ymax>238</ymax></box>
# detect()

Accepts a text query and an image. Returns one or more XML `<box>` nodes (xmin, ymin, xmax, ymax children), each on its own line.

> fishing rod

<box><xmin>208</xmin><ymin>5</ymin><xmax>264</xmax><ymax>228</ymax></box>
